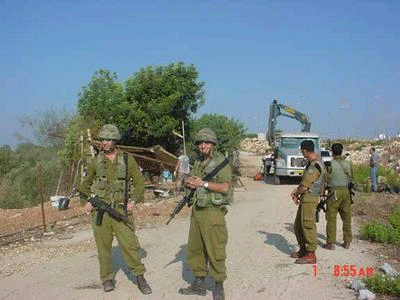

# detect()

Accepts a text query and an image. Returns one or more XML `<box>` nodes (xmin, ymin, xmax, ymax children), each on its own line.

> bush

<box><xmin>361</xmin><ymin>222</ymin><xmax>391</xmax><ymax>243</ymax></box>
<box><xmin>361</xmin><ymin>206</ymin><xmax>400</xmax><ymax>244</ymax></box>
<box><xmin>0</xmin><ymin>144</ymin><xmax>61</xmax><ymax>208</ymax></box>
<box><xmin>365</xmin><ymin>273</ymin><xmax>400</xmax><ymax>296</ymax></box>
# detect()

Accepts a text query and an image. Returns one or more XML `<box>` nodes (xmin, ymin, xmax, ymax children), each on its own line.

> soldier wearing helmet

<box><xmin>80</xmin><ymin>124</ymin><xmax>152</xmax><ymax>294</ymax></box>
<box><xmin>178</xmin><ymin>128</ymin><xmax>232</xmax><ymax>300</ymax></box>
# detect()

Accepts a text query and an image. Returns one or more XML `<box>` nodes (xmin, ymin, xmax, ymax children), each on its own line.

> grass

<box><xmin>354</xmin><ymin>191</ymin><xmax>400</xmax><ymax>298</ymax></box>
<box><xmin>365</xmin><ymin>273</ymin><xmax>400</xmax><ymax>296</ymax></box>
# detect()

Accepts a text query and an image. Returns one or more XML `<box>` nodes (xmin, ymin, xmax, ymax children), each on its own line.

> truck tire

<box><xmin>274</xmin><ymin>175</ymin><xmax>281</xmax><ymax>185</ymax></box>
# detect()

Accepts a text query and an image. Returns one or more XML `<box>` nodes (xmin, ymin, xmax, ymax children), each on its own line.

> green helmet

<box><xmin>195</xmin><ymin>128</ymin><xmax>218</xmax><ymax>145</ymax></box>
<box><xmin>98</xmin><ymin>124</ymin><xmax>121</xmax><ymax>140</ymax></box>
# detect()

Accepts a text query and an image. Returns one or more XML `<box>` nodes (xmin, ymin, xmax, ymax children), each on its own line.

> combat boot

<box><xmin>323</xmin><ymin>243</ymin><xmax>336</xmax><ymax>250</ymax></box>
<box><xmin>290</xmin><ymin>245</ymin><xmax>307</xmax><ymax>258</ymax></box>
<box><xmin>137</xmin><ymin>275</ymin><xmax>152</xmax><ymax>295</ymax></box>
<box><xmin>178</xmin><ymin>276</ymin><xmax>207</xmax><ymax>296</ymax></box>
<box><xmin>213</xmin><ymin>281</ymin><xmax>225</xmax><ymax>300</ymax></box>
<box><xmin>342</xmin><ymin>241</ymin><xmax>351</xmax><ymax>249</ymax></box>
<box><xmin>295</xmin><ymin>251</ymin><xmax>317</xmax><ymax>264</ymax></box>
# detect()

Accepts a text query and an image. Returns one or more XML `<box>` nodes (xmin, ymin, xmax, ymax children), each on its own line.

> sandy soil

<box><xmin>0</xmin><ymin>178</ymin><xmax>380</xmax><ymax>300</ymax></box>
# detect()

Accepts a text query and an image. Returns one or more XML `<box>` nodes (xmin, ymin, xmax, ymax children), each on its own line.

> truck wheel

<box><xmin>274</xmin><ymin>175</ymin><xmax>281</xmax><ymax>185</ymax></box>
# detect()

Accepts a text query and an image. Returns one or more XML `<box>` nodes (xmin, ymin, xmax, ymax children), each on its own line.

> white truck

<box><xmin>264</xmin><ymin>100</ymin><xmax>320</xmax><ymax>184</ymax></box>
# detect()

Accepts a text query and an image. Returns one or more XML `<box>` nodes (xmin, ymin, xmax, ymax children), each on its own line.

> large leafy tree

<box><xmin>190</xmin><ymin>114</ymin><xmax>247</xmax><ymax>154</ymax></box>
<box><xmin>77</xmin><ymin>62</ymin><xmax>205</xmax><ymax>152</ymax></box>
<box><xmin>77</xmin><ymin>69</ymin><xmax>125</xmax><ymax>124</ymax></box>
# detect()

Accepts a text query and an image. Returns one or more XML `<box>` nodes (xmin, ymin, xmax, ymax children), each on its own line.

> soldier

<box><xmin>178</xmin><ymin>128</ymin><xmax>232</xmax><ymax>300</ymax></box>
<box><xmin>290</xmin><ymin>140</ymin><xmax>326</xmax><ymax>264</ymax></box>
<box><xmin>80</xmin><ymin>124</ymin><xmax>152</xmax><ymax>294</ymax></box>
<box><xmin>323</xmin><ymin>143</ymin><xmax>353</xmax><ymax>250</ymax></box>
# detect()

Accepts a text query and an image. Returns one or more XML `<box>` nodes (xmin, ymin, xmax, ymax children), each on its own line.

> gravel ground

<box><xmin>0</xmin><ymin>179</ymin><xmax>383</xmax><ymax>300</ymax></box>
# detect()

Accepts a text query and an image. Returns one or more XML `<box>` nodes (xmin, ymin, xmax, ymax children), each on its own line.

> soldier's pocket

<box><xmin>194</xmin><ymin>187</ymin><xmax>209</xmax><ymax>207</ymax></box>
<box><xmin>210</xmin><ymin>211</ymin><xmax>228</xmax><ymax>260</ymax></box>
<box><xmin>302</xmin><ymin>202</ymin><xmax>316</xmax><ymax>228</ymax></box>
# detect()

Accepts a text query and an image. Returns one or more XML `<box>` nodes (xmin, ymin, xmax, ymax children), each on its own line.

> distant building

<box><xmin>378</xmin><ymin>133</ymin><xmax>387</xmax><ymax>140</ymax></box>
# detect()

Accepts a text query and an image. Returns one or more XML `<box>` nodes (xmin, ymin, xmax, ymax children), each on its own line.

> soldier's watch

<box><xmin>203</xmin><ymin>182</ymin><xmax>209</xmax><ymax>188</ymax></box>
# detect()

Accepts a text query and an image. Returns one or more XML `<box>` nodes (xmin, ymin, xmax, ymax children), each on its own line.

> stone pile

<box><xmin>238</xmin><ymin>138</ymin><xmax>272</xmax><ymax>155</ymax></box>
<box><xmin>381</xmin><ymin>141</ymin><xmax>400</xmax><ymax>173</ymax></box>
<box><xmin>345</xmin><ymin>140</ymin><xmax>400</xmax><ymax>174</ymax></box>
<box><xmin>237</xmin><ymin>138</ymin><xmax>400</xmax><ymax>176</ymax></box>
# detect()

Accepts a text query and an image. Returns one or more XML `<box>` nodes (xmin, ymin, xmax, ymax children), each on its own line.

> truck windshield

<box><xmin>280</xmin><ymin>138</ymin><xmax>320</xmax><ymax>152</ymax></box>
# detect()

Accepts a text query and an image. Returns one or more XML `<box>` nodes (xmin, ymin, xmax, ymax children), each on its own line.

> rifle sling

<box><xmin>124</xmin><ymin>152</ymin><xmax>129</xmax><ymax>213</ymax></box>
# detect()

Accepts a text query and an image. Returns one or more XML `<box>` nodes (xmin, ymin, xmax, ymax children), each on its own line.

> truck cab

<box><xmin>270</xmin><ymin>132</ymin><xmax>320</xmax><ymax>184</ymax></box>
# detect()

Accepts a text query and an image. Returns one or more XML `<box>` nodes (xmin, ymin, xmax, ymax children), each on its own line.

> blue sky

<box><xmin>1</xmin><ymin>0</ymin><xmax>399</xmax><ymax>147</ymax></box>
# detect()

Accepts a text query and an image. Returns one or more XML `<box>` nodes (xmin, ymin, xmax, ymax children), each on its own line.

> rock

<box><xmin>349</xmin><ymin>279</ymin><xmax>366</xmax><ymax>291</ymax></box>
<box><xmin>379</xmin><ymin>262</ymin><xmax>399</xmax><ymax>277</ymax></box>
<box><xmin>239</xmin><ymin>138</ymin><xmax>272</xmax><ymax>155</ymax></box>
<box><xmin>358</xmin><ymin>289</ymin><xmax>376</xmax><ymax>300</ymax></box>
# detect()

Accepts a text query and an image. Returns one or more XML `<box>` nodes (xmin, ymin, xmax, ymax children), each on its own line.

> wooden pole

<box><xmin>37</xmin><ymin>165</ymin><xmax>47</xmax><ymax>232</ymax></box>
<box><xmin>182</xmin><ymin>120</ymin><xmax>186</xmax><ymax>155</ymax></box>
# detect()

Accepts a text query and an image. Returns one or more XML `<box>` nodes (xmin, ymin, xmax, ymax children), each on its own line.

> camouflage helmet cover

<box><xmin>195</xmin><ymin>128</ymin><xmax>218</xmax><ymax>145</ymax></box>
<box><xmin>98</xmin><ymin>124</ymin><xmax>121</xmax><ymax>140</ymax></box>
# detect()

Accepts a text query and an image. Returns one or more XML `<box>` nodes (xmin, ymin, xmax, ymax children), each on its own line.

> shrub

<box><xmin>365</xmin><ymin>273</ymin><xmax>400</xmax><ymax>296</ymax></box>
<box><xmin>361</xmin><ymin>206</ymin><xmax>400</xmax><ymax>244</ymax></box>
<box><xmin>0</xmin><ymin>144</ymin><xmax>61</xmax><ymax>208</ymax></box>
<box><xmin>361</xmin><ymin>222</ymin><xmax>391</xmax><ymax>243</ymax></box>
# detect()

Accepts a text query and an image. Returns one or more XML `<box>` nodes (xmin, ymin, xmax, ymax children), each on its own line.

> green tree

<box><xmin>77</xmin><ymin>69</ymin><xmax>125</xmax><ymax>125</ymax></box>
<box><xmin>77</xmin><ymin>63</ymin><xmax>205</xmax><ymax>152</ymax></box>
<box><xmin>190</xmin><ymin>114</ymin><xmax>247</xmax><ymax>154</ymax></box>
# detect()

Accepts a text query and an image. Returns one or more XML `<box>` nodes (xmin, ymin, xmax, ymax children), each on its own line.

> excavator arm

<box><xmin>267</xmin><ymin>100</ymin><xmax>311</xmax><ymax>146</ymax></box>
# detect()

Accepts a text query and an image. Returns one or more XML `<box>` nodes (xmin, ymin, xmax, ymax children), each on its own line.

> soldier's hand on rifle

<box><xmin>84</xmin><ymin>202</ymin><xmax>94</xmax><ymax>214</ymax></box>
<box><xmin>185</xmin><ymin>176</ymin><xmax>203</xmax><ymax>189</ymax></box>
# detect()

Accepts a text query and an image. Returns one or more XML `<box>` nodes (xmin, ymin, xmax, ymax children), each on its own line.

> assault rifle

<box><xmin>348</xmin><ymin>182</ymin><xmax>355</xmax><ymax>204</ymax></box>
<box><xmin>316</xmin><ymin>197</ymin><xmax>327</xmax><ymax>223</ymax></box>
<box><xmin>166</xmin><ymin>157</ymin><xmax>230</xmax><ymax>225</ymax></box>
<box><xmin>76</xmin><ymin>190</ymin><xmax>129</xmax><ymax>225</ymax></box>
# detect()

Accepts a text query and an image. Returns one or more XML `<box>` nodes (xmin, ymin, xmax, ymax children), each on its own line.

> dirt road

<box><xmin>0</xmin><ymin>181</ymin><xmax>378</xmax><ymax>300</ymax></box>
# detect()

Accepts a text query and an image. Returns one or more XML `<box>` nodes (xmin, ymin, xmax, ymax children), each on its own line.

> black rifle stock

<box><xmin>316</xmin><ymin>198</ymin><xmax>327</xmax><ymax>223</ymax></box>
<box><xmin>166</xmin><ymin>157</ymin><xmax>230</xmax><ymax>225</ymax></box>
<box><xmin>78</xmin><ymin>190</ymin><xmax>129</xmax><ymax>225</ymax></box>
<box><xmin>348</xmin><ymin>182</ymin><xmax>355</xmax><ymax>204</ymax></box>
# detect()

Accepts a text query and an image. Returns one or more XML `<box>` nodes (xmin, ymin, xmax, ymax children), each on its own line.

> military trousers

<box><xmin>187</xmin><ymin>206</ymin><xmax>228</xmax><ymax>282</ymax></box>
<box><xmin>92</xmin><ymin>209</ymin><xmax>146</xmax><ymax>282</ymax></box>
<box><xmin>326</xmin><ymin>187</ymin><xmax>352</xmax><ymax>244</ymax></box>
<box><xmin>294</xmin><ymin>193</ymin><xmax>318</xmax><ymax>252</ymax></box>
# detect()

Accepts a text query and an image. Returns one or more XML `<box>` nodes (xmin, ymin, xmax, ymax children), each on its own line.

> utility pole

<box><xmin>172</xmin><ymin>121</ymin><xmax>186</xmax><ymax>154</ymax></box>
<box><xmin>182</xmin><ymin>120</ymin><xmax>186</xmax><ymax>155</ymax></box>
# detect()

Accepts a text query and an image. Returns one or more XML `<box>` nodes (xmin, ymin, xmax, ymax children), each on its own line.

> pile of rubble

<box><xmin>238</xmin><ymin>137</ymin><xmax>400</xmax><ymax>177</ymax></box>
<box><xmin>345</xmin><ymin>140</ymin><xmax>400</xmax><ymax>174</ymax></box>
<box><xmin>238</xmin><ymin>138</ymin><xmax>272</xmax><ymax>155</ymax></box>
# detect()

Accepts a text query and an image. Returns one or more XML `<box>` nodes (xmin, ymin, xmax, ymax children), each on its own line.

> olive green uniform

<box><xmin>294</xmin><ymin>159</ymin><xmax>326</xmax><ymax>252</ymax></box>
<box><xmin>326</xmin><ymin>157</ymin><xmax>353</xmax><ymax>244</ymax></box>
<box><xmin>81</xmin><ymin>152</ymin><xmax>146</xmax><ymax>282</ymax></box>
<box><xmin>187</xmin><ymin>151</ymin><xmax>232</xmax><ymax>282</ymax></box>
